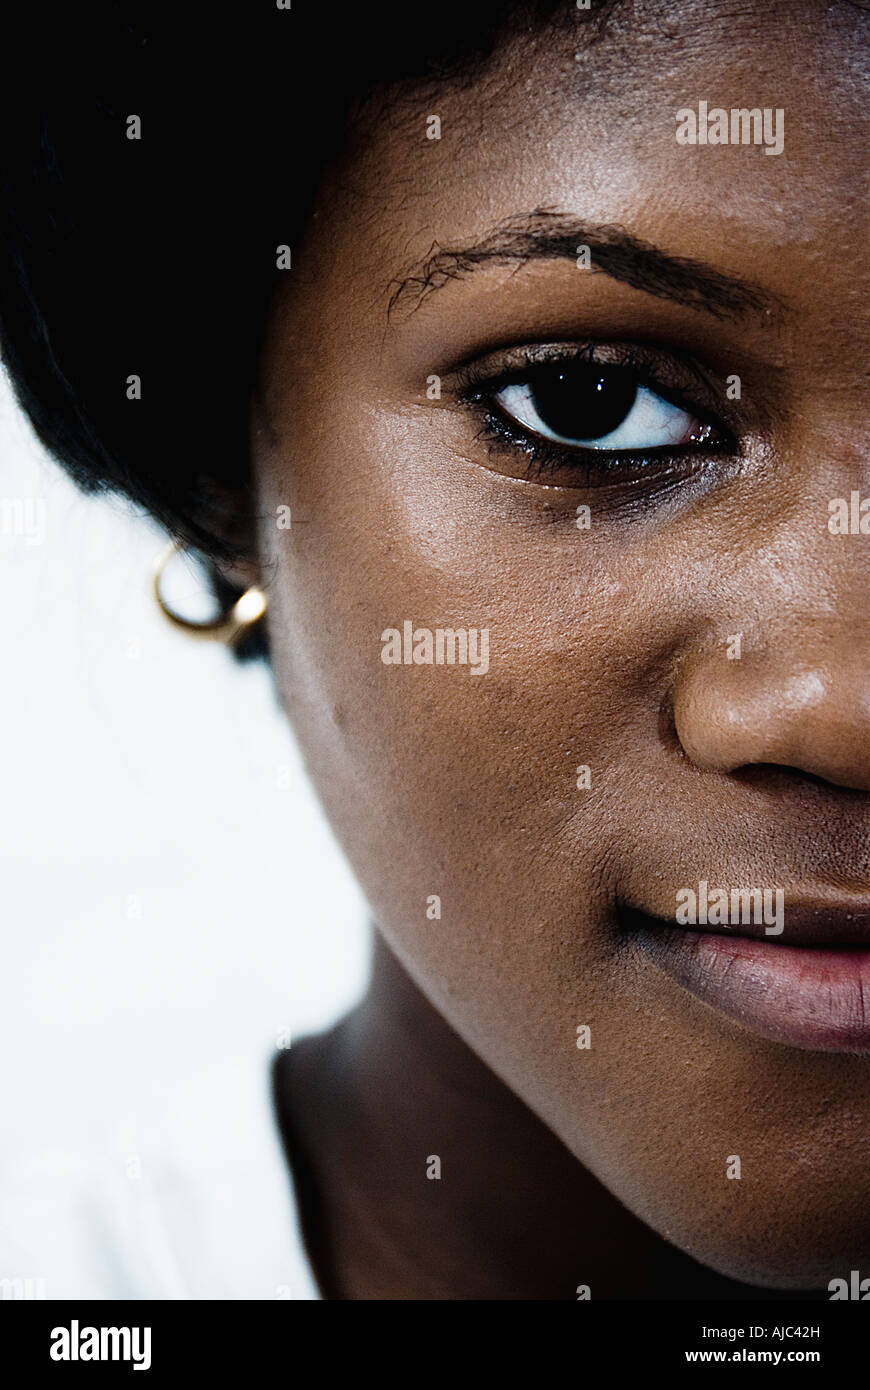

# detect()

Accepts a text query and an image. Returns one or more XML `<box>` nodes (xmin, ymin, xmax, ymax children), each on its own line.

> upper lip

<box><xmin>622</xmin><ymin>898</ymin><xmax>870</xmax><ymax>948</ymax></box>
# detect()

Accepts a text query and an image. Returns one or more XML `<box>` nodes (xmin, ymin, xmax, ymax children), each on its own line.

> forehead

<box><xmin>319</xmin><ymin>0</ymin><xmax>868</xmax><ymax>310</ymax></box>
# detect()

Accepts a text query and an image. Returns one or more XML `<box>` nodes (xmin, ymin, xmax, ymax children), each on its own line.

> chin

<box><xmin>661</xmin><ymin>1206</ymin><xmax>870</xmax><ymax>1294</ymax></box>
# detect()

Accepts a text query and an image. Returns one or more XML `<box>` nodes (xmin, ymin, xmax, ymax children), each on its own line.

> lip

<box><xmin>626</xmin><ymin>904</ymin><xmax>870</xmax><ymax>1052</ymax></box>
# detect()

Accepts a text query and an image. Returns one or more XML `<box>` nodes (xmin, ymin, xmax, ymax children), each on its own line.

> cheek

<box><xmin>256</xmin><ymin>403</ymin><xmax>679</xmax><ymax>963</ymax></box>
<box><xmin>257</xmin><ymin>408</ymin><xmax>690</xmax><ymax>1138</ymax></box>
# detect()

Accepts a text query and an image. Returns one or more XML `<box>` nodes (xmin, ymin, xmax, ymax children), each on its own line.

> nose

<box><xmin>674</xmin><ymin>627</ymin><xmax>870</xmax><ymax>792</ymax></box>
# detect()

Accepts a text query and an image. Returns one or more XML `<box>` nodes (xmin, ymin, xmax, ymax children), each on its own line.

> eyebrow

<box><xmin>387</xmin><ymin>209</ymin><xmax>780</xmax><ymax>323</ymax></box>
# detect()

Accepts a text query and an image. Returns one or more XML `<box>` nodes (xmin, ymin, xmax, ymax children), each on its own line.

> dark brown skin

<box><xmin>274</xmin><ymin>941</ymin><xmax>820</xmax><ymax>1299</ymax></box>
<box><xmin>250</xmin><ymin>0</ymin><xmax>870</xmax><ymax>1297</ymax></box>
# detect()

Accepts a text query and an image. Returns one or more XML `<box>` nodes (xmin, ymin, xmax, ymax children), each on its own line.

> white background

<box><xmin>0</xmin><ymin>366</ymin><xmax>369</xmax><ymax>1160</ymax></box>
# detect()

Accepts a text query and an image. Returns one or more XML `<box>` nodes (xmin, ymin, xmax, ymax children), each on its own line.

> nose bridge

<box><xmin>672</xmin><ymin>515</ymin><xmax>870</xmax><ymax>790</ymax></box>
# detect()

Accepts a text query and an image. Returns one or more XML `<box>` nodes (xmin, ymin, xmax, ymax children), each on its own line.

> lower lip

<box><xmin>631</xmin><ymin>922</ymin><xmax>870</xmax><ymax>1052</ymax></box>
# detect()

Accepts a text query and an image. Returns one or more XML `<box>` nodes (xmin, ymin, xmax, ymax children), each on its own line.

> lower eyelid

<box><xmin>462</xmin><ymin>400</ymin><xmax>741</xmax><ymax>498</ymax></box>
<box><xmin>482</xmin><ymin>398</ymin><xmax>728</xmax><ymax>456</ymax></box>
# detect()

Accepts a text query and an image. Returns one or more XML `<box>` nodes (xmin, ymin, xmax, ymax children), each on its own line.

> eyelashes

<box><xmin>455</xmin><ymin>343</ymin><xmax>737</xmax><ymax>487</ymax></box>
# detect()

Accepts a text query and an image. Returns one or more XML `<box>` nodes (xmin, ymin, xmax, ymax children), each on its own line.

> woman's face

<box><xmin>253</xmin><ymin>0</ymin><xmax>869</xmax><ymax>1286</ymax></box>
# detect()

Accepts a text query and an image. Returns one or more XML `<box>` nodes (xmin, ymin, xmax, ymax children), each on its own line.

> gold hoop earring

<box><xmin>153</xmin><ymin>541</ymin><xmax>267</xmax><ymax>644</ymax></box>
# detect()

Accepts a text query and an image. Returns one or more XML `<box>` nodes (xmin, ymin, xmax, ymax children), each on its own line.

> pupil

<box><xmin>529</xmin><ymin>364</ymin><xmax>637</xmax><ymax>440</ymax></box>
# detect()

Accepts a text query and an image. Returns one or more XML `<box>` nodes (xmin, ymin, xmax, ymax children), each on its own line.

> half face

<box><xmin>253</xmin><ymin>0</ymin><xmax>870</xmax><ymax>1286</ymax></box>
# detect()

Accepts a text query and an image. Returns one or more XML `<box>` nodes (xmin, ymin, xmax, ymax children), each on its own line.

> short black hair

<box><xmin>0</xmin><ymin>1</ymin><xmax>610</xmax><ymax>568</ymax></box>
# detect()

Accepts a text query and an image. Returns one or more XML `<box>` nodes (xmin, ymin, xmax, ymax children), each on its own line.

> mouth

<box><xmin>624</xmin><ymin>901</ymin><xmax>870</xmax><ymax>1053</ymax></box>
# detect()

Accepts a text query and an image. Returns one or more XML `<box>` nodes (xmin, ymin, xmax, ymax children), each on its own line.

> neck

<box><xmin>274</xmin><ymin>934</ymin><xmax>779</xmax><ymax>1300</ymax></box>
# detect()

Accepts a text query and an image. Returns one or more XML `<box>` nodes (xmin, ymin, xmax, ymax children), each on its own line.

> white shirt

<box><xmin>0</xmin><ymin>1053</ymin><xmax>321</xmax><ymax>1300</ymax></box>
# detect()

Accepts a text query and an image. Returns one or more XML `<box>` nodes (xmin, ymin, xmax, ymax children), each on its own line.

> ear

<box><xmin>194</xmin><ymin>476</ymin><xmax>263</xmax><ymax>590</ymax></box>
<box><xmin>213</xmin><ymin>554</ymin><xmax>262</xmax><ymax>593</ymax></box>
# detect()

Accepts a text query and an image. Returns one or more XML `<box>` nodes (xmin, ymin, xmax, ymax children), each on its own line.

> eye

<box><xmin>493</xmin><ymin>362</ymin><xmax>715</xmax><ymax>452</ymax></box>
